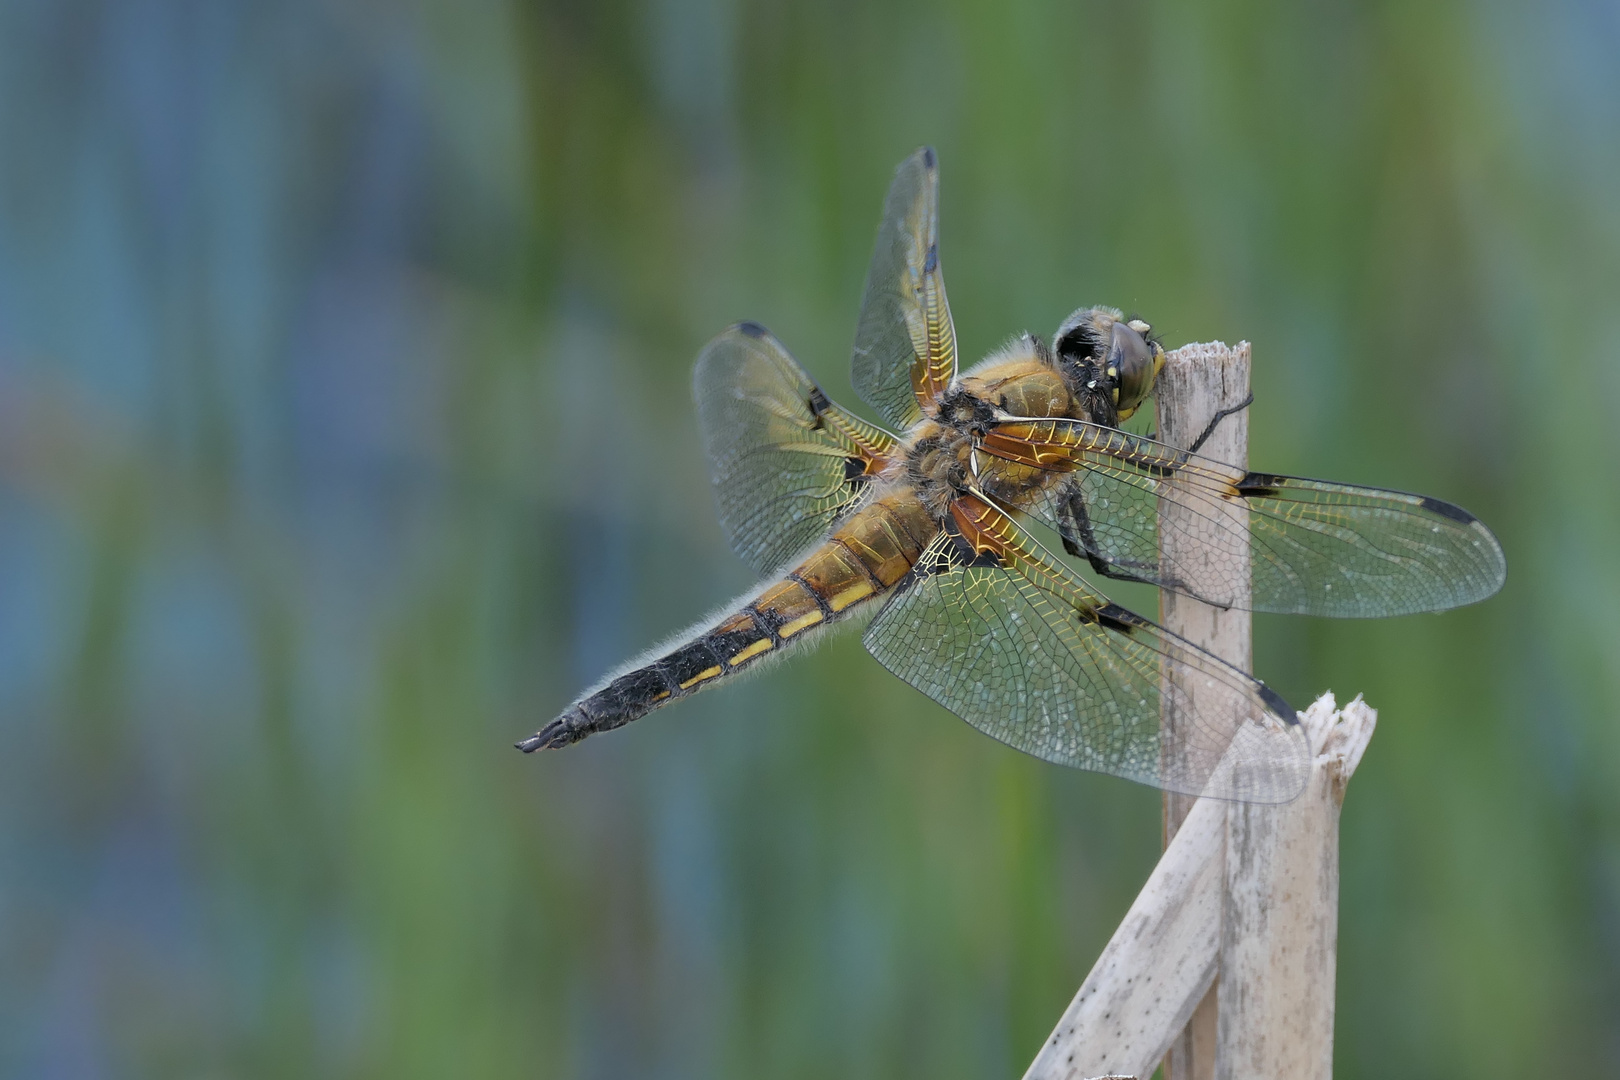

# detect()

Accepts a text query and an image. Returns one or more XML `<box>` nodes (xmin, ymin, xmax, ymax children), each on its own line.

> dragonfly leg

<box><xmin>1055</xmin><ymin>484</ymin><xmax>1157</xmax><ymax>586</ymax></box>
<box><xmin>1185</xmin><ymin>391</ymin><xmax>1254</xmax><ymax>454</ymax></box>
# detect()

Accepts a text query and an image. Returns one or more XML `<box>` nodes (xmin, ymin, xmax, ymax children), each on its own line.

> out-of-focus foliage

<box><xmin>1</xmin><ymin>0</ymin><xmax>1616</xmax><ymax>1077</ymax></box>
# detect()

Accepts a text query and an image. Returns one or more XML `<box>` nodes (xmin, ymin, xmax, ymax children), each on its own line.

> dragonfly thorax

<box><xmin>903</xmin><ymin>351</ymin><xmax>1084</xmax><ymax>521</ymax></box>
<box><xmin>903</xmin><ymin>426</ymin><xmax>973</xmax><ymax>519</ymax></box>
<box><xmin>935</xmin><ymin>385</ymin><xmax>997</xmax><ymax>433</ymax></box>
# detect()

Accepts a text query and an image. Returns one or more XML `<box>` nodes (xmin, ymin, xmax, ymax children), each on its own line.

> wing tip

<box><xmin>1215</xmin><ymin>710</ymin><xmax>1314</xmax><ymax>805</ymax></box>
<box><xmin>1418</xmin><ymin>494</ymin><xmax>1478</xmax><ymax>525</ymax></box>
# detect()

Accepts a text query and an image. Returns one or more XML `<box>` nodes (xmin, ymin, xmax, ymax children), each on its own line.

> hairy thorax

<box><xmin>901</xmin><ymin>346</ymin><xmax>1086</xmax><ymax>521</ymax></box>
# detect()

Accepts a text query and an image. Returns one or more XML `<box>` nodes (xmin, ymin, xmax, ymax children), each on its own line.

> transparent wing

<box><xmin>850</xmin><ymin>146</ymin><xmax>957</xmax><ymax>431</ymax></box>
<box><xmin>694</xmin><ymin>322</ymin><xmax>899</xmax><ymax>575</ymax></box>
<box><xmin>981</xmin><ymin>418</ymin><xmax>1507</xmax><ymax>617</ymax></box>
<box><xmin>864</xmin><ymin>497</ymin><xmax>1311</xmax><ymax>802</ymax></box>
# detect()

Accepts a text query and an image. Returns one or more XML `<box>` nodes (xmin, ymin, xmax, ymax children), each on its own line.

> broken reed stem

<box><xmin>1021</xmin><ymin>694</ymin><xmax>1376</xmax><ymax>1080</ymax></box>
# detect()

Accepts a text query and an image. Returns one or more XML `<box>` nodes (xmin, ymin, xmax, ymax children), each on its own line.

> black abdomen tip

<box><xmin>515</xmin><ymin>712</ymin><xmax>584</xmax><ymax>753</ymax></box>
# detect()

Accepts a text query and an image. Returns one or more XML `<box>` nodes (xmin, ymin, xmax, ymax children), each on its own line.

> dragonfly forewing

<box><xmin>981</xmin><ymin>417</ymin><xmax>1507</xmax><ymax>617</ymax></box>
<box><xmin>850</xmin><ymin>146</ymin><xmax>957</xmax><ymax>430</ymax></box>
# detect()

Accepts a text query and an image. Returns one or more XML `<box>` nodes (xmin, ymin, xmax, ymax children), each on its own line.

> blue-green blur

<box><xmin>1</xmin><ymin>1</ymin><xmax>1615</xmax><ymax>1077</ymax></box>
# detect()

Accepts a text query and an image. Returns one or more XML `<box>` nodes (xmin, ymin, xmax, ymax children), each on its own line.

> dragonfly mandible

<box><xmin>517</xmin><ymin>147</ymin><xmax>1506</xmax><ymax>804</ymax></box>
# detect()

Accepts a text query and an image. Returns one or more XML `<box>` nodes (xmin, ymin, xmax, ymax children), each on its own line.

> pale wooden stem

<box><xmin>1215</xmin><ymin>695</ymin><xmax>1375</xmax><ymax>1079</ymax></box>
<box><xmin>1158</xmin><ymin>341</ymin><xmax>1253</xmax><ymax>1080</ymax></box>
<box><xmin>1022</xmin><ymin>694</ymin><xmax>1376</xmax><ymax>1080</ymax></box>
<box><xmin>1156</xmin><ymin>341</ymin><xmax>1254</xmax><ymax>822</ymax></box>
<box><xmin>1022</xmin><ymin>769</ymin><xmax>1226</xmax><ymax>1080</ymax></box>
<box><xmin>1024</xmin><ymin>339</ymin><xmax>1376</xmax><ymax>1080</ymax></box>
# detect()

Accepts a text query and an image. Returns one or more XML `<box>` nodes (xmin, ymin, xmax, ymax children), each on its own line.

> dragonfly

<box><xmin>518</xmin><ymin>147</ymin><xmax>1506</xmax><ymax>803</ymax></box>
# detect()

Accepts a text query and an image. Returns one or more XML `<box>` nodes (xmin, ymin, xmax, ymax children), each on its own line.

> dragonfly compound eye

<box><xmin>1110</xmin><ymin>320</ymin><xmax>1163</xmax><ymax>420</ymax></box>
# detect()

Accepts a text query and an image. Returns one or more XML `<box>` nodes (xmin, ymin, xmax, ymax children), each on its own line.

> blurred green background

<box><xmin>1</xmin><ymin>0</ymin><xmax>1616</xmax><ymax>1076</ymax></box>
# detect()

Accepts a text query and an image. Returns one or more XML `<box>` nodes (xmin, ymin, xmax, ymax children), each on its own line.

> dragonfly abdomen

<box><xmin>517</xmin><ymin>490</ymin><xmax>939</xmax><ymax>753</ymax></box>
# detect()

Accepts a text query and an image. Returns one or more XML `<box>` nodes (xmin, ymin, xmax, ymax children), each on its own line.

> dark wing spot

<box><xmin>1092</xmin><ymin>602</ymin><xmax>1147</xmax><ymax>635</ymax></box>
<box><xmin>843</xmin><ymin>456</ymin><xmax>869</xmax><ymax>482</ymax></box>
<box><xmin>1257</xmin><ymin>682</ymin><xmax>1297</xmax><ymax>723</ymax></box>
<box><xmin>922</xmin><ymin>146</ymin><xmax>936</xmax><ymax>169</ymax></box>
<box><xmin>923</xmin><ymin>243</ymin><xmax>938</xmax><ymax>274</ymax></box>
<box><xmin>738</xmin><ymin>320</ymin><xmax>769</xmax><ymax>339</ymax></box>
<box><xmin>963</xmin><ymin>548</ymin><xmax>1002</xmax><ymax>569</ymax></box>
<box><xmin>1236</xmin><ymin>471</ymin><xmax>1285</xmax><ymax>498</ymax></box>
<box><xmin>937</xmin><ymin>521</ymin><xmax>1003</xmax><ymax>570</ymax></box>
<box><xmin>807</xmin><ymin>386</ymin><xmax>831</xmax><ymax>417</ymax></box>
<box><xmin>1419</xmin><ymin>495</ymin><xmax>1477</xmax><ymax>525</ymax></box>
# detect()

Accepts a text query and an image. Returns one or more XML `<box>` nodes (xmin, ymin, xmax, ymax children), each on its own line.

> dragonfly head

<box><xmin>1054</xmin><ymin>307</ymin><xmax>1166</xmax><ymax>422</ymax></box>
